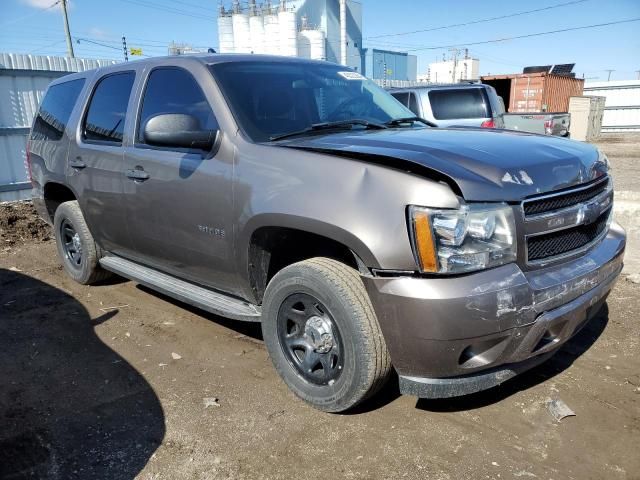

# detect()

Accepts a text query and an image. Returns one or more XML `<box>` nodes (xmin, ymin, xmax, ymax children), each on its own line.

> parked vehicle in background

<box><xmin>28</xmin><ymin>55</ymin><xmax>625</xmax><ymax>413</ymax></box>
<box><xmin>388</xmin><ymin>83</ymin><xmax>505</xmax><ymax>128</ymax></box>
<box><xmin>503</xmin><ymin>112</ymin><xmax>571</xmax><ymax>137</ymax></box>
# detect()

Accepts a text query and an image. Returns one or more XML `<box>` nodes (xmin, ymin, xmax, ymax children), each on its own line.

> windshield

<box><xmin>209</xmin><ymin>61</ymin><xmax>415</xmax><ymax>142</ymax></box>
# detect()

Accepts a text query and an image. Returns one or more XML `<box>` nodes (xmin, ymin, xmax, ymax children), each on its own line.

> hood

<box><xmin>276</xmin><ymin>128</ymin><xmax>608</xmax><ymax>202</ymax></box>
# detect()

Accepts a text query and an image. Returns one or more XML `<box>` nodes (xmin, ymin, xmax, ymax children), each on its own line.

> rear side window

<box><xmin>390</xmin><ymin>92</ymin><xmax>420</xmax><ymax>116</ymax></box>
<box><xmin>408</xmin><ymin>93</ymin><xmax>419</xmax><ymax>115</ymax></box>
<box><xmin>83</xmin><ymin>72</ymin><xmax>135</xmax><ymax>144</ymax></box>
<box><xmin>428</xmin><ymin>88</ymin><xmax>490</xmax><ymax>120</ymax></box>
<box><xmin>391</xmin><ymin>92</ymin><xmax>409</xmax><ymax>106</ymax></box>
<box><xmin>137</xmin><ymin>67</ymin><xmax>217</xmax><ymax>142</ymax></box>
<box><xmin>31</xmin><ymin>79</ymin><xmax>85</xmax><ymax>141</ymax></box>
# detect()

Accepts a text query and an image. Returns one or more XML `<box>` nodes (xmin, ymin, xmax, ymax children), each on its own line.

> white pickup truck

<box><xmin>503</xmin><ymin>111</ymin><xmax>571</xmax><ymax>137</ymax></box>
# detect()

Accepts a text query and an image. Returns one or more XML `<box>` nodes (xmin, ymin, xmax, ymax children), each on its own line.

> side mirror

<box><xmin>143</xmin><ymin>113</ymin><xmax>216</xmax><ymax>151</ymax></box>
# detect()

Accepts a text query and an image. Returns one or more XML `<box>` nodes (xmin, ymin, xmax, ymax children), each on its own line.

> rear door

<box><xmin>122</xmin><ymin>65</ymin><xmax>235</xmax><ymax>292</ymax></box>
<box><xmin>67</xmin><ymin>70</ymin><xmax>137</xmax><ymax>256</ymax></box>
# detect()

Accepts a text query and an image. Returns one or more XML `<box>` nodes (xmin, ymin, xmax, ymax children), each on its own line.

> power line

<box><xmin>366</xmin><ymin>0</ymin><xmax>589</xmax><ymax>39</ymax></box>
<box><xmin>113</xmin><ymin>0</ymin><xmax>216</xmax><ymax>21</ymax></box>
<box><xmin>406</xmin><ymin>18</ymin><xmax>640</xmax><ymax>51</ymax></box>
<box><xmin>0</xmin><ymin>0</ymin><xmax>60</xmax><ymax>28</ymax></box>
<box><xmin>75</xmin><ymin>37</ymin><xmax>122</xmax><ymax>51</ymax></box>
<box><xmin>28</xmin><ymin>39</ymin><xmax>67</xmax><ymax>55</ymax></box>
<box><xmin>163</xmin><ymin>0</ymin><xmax>217</xmax><ymax>13</ymax></box>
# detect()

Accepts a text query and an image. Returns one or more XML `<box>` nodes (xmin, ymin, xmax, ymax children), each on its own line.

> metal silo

<box><xmin>278</xmin><ymin>1</ymin><xmax>297</xmax><ymax>57</ymax></box>
<box><xmin>307</xmin><ymin>29</ymin><xmax>325</xmax><ymax>61</ymax></box>
<box><xmin>298</xmin><ymin>29</ymin><xmax>325</xmax><ymax>61</ymax></box>
<box><xmin>263</xmin><ymin>5</ymin><xmax>280</xmax><ymax>55</ymax></box>
<box><xmin>232</xmin><ymin>10</ymin><xmax>251</xmax><ymax>54</ymax></box>
<box><xmin>217</xmin><ymin>6</ymin><xmax>235</xmax><ymax>53</ymax></box>
<box><xmin>249</xmin><ymin>14</ymin><xmax>265</xmax><ymax>54</ymax></box>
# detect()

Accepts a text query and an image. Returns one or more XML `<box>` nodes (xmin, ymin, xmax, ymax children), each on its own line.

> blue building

<box><xmin>363</xmin><ymin>48</ymin><xmax>418</xmax><ymax>82</ymax></box>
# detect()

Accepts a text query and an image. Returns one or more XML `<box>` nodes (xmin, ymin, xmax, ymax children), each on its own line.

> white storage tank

<box><xmin>263</xmin><ymin>13</ymin><xmax>280</xmax><ymax>55</ymax></box>
<box><xmin>232</xmin><ymin>12</ymin><xmax>251</xmax><ymax>53</ymax></box>
<box><xmin>249</xmin><ymin>15</ymin><xmax>265</xmax><ymax>54</ymax></box>
<box><xmin>278</xmin><ymin>9</ymin><xmax>297</xmax><ymax>57</ymax></box>
<box><xmin>217</xmin><ymin>10</ymin><xmax>235</xmax><ymax>53</ymax></box>
<box><xmin>299</xmin><ymin>29</ymin><xmax>325</xmax><ymax>61</ymax></box>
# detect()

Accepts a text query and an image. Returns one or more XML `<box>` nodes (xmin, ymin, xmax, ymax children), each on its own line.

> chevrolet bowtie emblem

<box><xmin>578</xmin><ymin>199</ymin><xmax>602</xmax><ymax>225</ymax></box>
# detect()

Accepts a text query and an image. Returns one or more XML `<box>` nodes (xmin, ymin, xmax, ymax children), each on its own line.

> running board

<box><xmin>99</xmin><ymin>256</ymin><xmax>261</xmax><ymax>322</ymax></box>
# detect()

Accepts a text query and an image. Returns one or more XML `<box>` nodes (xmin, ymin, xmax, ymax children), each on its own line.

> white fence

<box><xmin>583</xmin><ymin>80</ymin><xmax>640</xmax><ymax>132</ymax></box>
<box><xmin>0</xmin><ymin>53</ymin><xmax>117</xmax><ymax>202</ymax></box>
<box><xmin>373</xmin><ymin>79</ymin><xmax>425</xmax><ymax>89</ymax></box>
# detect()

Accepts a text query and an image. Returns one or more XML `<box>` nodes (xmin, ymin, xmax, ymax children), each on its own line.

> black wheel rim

<box><xmin>277</xmin><ymin>293</ymin><xmax>344</xmax><ymax>386</ymax></box>
<box><xmin>60</xmin><ymin>219</ymin><xmax>82</xmax><ymax>268</ymax></box>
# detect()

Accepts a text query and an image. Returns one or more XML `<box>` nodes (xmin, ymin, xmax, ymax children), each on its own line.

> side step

<box><xmin>99</xmin><ymin>256</ymin><xmax>261</xmax><ymax>322</ymax></box>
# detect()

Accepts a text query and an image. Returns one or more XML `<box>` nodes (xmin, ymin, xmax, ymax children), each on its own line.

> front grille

<box><xmin>523</xmin><ymin>177</ymin><xmax>609</xmax><ymax>216</ymax></box>
<box><xmin>527</xmin><ymin>208</ymin><xmax>610</xmax><ymax>262</ymax></box>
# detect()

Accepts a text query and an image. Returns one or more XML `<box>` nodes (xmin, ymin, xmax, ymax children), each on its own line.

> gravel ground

<box><xmin>596</xmin><ymin>133</ymin><xmax>640</xmax><ymax>195</ymax></box>
<box><xmin>596</xmin><ymin>133</ymin><xmax>640</xmax><ymax>276</ymax></box>
<box><xmin>1</xmin><ymin>134</ymin><xmax>639</xmax><ymax>480</ymax></box>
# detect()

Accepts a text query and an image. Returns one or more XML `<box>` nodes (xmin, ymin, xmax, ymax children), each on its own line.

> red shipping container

<box><xmin>481</xmin><ymin>73</ymin><xmax>584</xmax><ymax>113</ymax></box>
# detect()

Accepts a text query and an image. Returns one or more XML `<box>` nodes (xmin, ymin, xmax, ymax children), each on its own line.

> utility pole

<box><xmin>122</xmin><ymin>36</ymin><xmax>129</xmax><ymax>62</ymax></box>
<box><xmin>604</xmin><ymin>69</ymin><xmax>615</xmax><ymax>81</ymax></box>
<box><xmin>60</xmin><ymin>0</ymin><xmax>75</xmax><ymax>58</ymax></box>
<box><xmin>449</xmin><ymin>48</ymin><xmax>459</xmax><ymax>83</ymax></box>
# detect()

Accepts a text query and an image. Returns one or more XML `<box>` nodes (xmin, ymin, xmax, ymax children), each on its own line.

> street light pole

<box><xmin>60</xmin><ymin>0</ymin><xmax>75</xmax><ymax>58</ymax></box>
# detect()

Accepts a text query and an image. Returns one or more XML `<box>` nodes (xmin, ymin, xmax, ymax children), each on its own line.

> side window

<box><xmin>427</xmin><ymin>89</ymin><xmax>490</xmax><ymax>120</ymax></box>
<box><xmin>390</xmin><ymin>92</ymin><xmax>409</xmax><ymax>107</ymax></box>
<box><xmin>83</xmin><ymin>71</ymin><xmax>135</xmax><ymax>144</ymax></box>
<box><xmin>31</xmin><ymin>79</ymin><xmax>85</xmax><ymax>141</ymax></box>
<box><xmin>408</xmin><ymin>93</ymin><xmax>419</xmax><ymax>116</ymax></box>
<box><xmin>138</xmin><ymin>67</ymin><xmax>217</xmax><ymax>144</ymax></box>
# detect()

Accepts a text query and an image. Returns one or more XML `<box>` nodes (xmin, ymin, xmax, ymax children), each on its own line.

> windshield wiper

<box><xmin>385</xmin><ymin>116</ymin><xmax>437</xmax><ymax>128</ymax></box>
<box><xmin>269</xmin><ymin>119</ymin><xmax>387</xmax><ymax>142</ymax></box>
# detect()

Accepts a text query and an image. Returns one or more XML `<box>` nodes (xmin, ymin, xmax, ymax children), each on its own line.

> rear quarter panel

<box><xmin>29</xmin><ymin>73</ymin><xmax>94</xmax><ymax>221</ymax></box>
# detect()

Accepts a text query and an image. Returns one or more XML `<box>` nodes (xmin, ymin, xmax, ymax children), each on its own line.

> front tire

<box><xmin>54</xmin><ymin>200</ymin><xmax>111</xmax><ymax>285</ymax></box>
<box><xmin>261</xmin><ymin>257</ymin><xmax>391</xmax><ymax>412</ymax></box>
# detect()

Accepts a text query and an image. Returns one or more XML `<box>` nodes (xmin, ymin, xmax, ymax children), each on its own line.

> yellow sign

<box><xmin>130</xmin><ymin>48</ymin><xmax>143</xmax><ymax>56</ymax></box>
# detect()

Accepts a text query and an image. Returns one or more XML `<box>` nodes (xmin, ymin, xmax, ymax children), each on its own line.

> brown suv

<box><xmin>28</xmin><ymin>55</ymin><xmax>625</xmax><ymax>412</ymax></box>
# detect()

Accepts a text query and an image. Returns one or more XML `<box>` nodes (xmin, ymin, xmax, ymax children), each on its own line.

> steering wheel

<box><xmin>328</xmin><ymin>97</ymin><xmax>373</xmax><ymax>121</ymax></box>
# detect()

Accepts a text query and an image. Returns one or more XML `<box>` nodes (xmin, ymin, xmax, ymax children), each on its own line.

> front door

<box><xmin>122</xmin><ymin>66</ymin><xmax>235</xmax><ymax>293</ymax></box>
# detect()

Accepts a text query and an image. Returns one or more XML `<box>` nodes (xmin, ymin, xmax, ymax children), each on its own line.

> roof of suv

<box><xmin>388</xmin><ymin>83</ymin><xmax>488</xmax><ymax>92</ymax></box>
<box><xmin>48</xmin><ymin>53</ymin><xmax>340</xmax><ymax>87</ymax></box>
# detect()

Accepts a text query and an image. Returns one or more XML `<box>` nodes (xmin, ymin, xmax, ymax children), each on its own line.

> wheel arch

<box><xmin>42</xmin><ymin>182</ymin><xmax>79</xmax><ymax>222</ymax></box>
<box><xmin>240</xmin><ymin>214</ymin><xmax>377</xmax><ymax>304</ymax></box>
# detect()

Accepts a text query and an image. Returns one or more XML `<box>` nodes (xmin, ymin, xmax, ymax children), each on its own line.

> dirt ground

<box><xmin>596</xmin><ymin>133</ymin><xmax>640</xmax><ymax>195</ymax></box>
<box><xmin>1</xmin><ymin>135</ymin><xmax>639</xmax><ymax>480</ymax></box>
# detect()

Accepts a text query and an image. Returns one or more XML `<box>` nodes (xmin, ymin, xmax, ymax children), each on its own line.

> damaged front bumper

<box><xmin>362</xmin><ymin>222</ymin><xmax>626</xmax><ymax>398</ymax></box>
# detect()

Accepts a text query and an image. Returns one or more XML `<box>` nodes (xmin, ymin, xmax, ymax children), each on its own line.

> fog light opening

<box><xmin>533</xmin><ymin>327</ymin><xmax>562</xmax><ymax>352</ymax></box>
<box><xmin>458</xmin><ymin>336</ymin><xmax>509</xmax><ymax>369</ymax></box>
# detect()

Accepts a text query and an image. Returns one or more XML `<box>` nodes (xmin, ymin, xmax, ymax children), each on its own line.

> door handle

<box><xmin>69</xmin><ymin>157</ymin><xmax>87</xmax><ymax>169</ymax></box>
<box><xmin>125</xmin><ymin>168</ymin><xmax>150</xmax><ymax>181</ymax></box>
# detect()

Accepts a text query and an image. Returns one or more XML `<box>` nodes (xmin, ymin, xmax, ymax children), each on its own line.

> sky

<box><xmin>1</xmin><ymin>0</ymin><xmax>639</xmax><ymax>81</ymax></box>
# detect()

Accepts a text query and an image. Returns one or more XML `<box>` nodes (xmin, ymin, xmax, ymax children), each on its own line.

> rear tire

<box><xmin>261</xmin><ymin>257</ymin><xmax>391</xmax><ymax>412</ymax></box>
<box><xmin>53</xmin><ymin>200</ymin><xmax>111</xmax><ymax>285</ymax></box>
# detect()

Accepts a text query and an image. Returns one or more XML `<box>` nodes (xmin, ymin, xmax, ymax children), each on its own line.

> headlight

<box><xmin>408</xmin><ymin>203</ymin><xmax>517</xmax><ymax>274</ymax></box>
